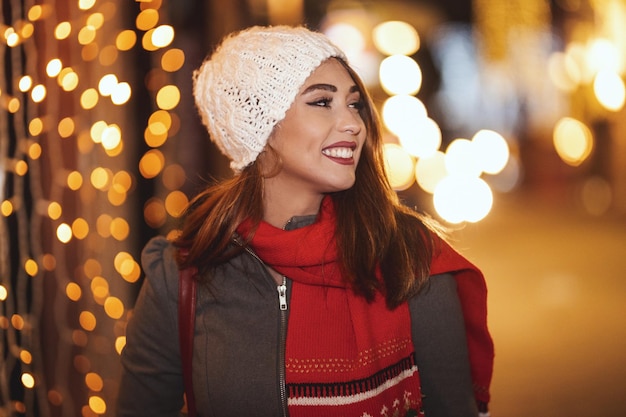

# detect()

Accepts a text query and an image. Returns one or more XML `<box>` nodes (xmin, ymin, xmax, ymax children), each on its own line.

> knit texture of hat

<box><xmin>193</xmin><ymin>25</ymin><xmax>346</xmax><ymax>172</ymax></box>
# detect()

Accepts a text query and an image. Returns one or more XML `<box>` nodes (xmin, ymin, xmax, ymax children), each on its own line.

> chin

<box><xmin>326</xmin><ymin>179</ymin><xmax>356</xmax><ymax>193</ymax></box>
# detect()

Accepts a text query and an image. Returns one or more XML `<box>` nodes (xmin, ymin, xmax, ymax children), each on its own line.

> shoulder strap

<box><xmin>178</xmin><ymin>266</ymin><xmax>198</xmax><ymax>417</ymax></box>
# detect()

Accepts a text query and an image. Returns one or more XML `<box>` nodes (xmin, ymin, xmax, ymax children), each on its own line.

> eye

<box><xmin>349</xmin><ymin>100</ymin><xmax>364</xmax><ymax>110</ymax></box>
<box><xmin>307</xmin><ymin>97</ymin><xmax>332</xmax><ymax>107</ymax></box>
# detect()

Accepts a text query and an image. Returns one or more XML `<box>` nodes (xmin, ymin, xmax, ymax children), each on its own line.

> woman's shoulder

<box><xmin>140</xmin><ymin>236</ymin><xmax>180</xmax><ymax>294</ymax></box>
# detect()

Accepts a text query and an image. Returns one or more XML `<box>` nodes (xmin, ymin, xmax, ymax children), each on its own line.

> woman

<box><xmin>117</xmin><ymin>25</ymin><xmax>494</xmax><ymax>417</ymax></box>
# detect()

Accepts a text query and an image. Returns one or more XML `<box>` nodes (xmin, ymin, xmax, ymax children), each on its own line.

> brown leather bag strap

<box><xmin>178</xmin><ymin>266</ymin><xmax>198</xmax><ymax>417</ymax></box>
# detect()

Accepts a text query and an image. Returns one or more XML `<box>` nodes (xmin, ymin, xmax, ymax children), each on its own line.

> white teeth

<box><xmin>322</xmin><ymin>147</ymin><xmax>354</xmax><ymax>159</ymax></box>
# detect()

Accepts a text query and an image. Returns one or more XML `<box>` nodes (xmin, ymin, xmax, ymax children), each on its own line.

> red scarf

<box><xmin>237</xmin><ymin>197</ymin><xmax>493</xmax><ymax>416</ymax></box>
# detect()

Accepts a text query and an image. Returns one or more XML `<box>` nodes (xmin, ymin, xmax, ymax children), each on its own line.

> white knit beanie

<box><xmin>193</xmin><ymin>25</ymin><xmax>346</xmax><ymax>172</ymax></box>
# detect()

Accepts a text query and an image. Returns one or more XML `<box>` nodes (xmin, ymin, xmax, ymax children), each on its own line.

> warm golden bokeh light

<box><xmin>79</xmin><ymin>311</ymin><xmax>97</xmax><ymax>331</ymax></box>
<box><xmin>155</xmin><ymin>85</ymin><xmax>180</xmax><ymax>110</ymax></box>
<box><xmin>71</xmin><ymin>218</ymin><xmax>90</xmax><ymax>240</ymax></box>
<box><xmin>89</xmin><ymin>395</ymin><xmax>106</xmax><ymax>414</ymax></box>
<box><xmin>27</xmin><ymin>5</ymin><xmax>44</xmax><ymax>21</ymax></box>
<box><xmin>90</xmin><ymin>120</ymin><xmax>108</xmax><ymax>143</ymax></box>
<box><xmin>373</xmin><ymin>20</ymin><xmax>420</xmax><ymax>56</ymax></box>
<box><xmin>65</xmin><ymin>282</ymin><xmax>82</xmax><ymax>302</ymax></box>
<box><xmin>54</xmin><ymin>22</ymin><xmax>71</xmax><ymax>40</ymax></box>
<box><xmin>46</xmin><ymin>59</ymin><xmax>62</xmax><ymax>77</ymax></box>
<box><xmin>381</xmin><ymin>95</ymin><xmax>428</xmax><ymax>138</ymax></box>
<box><xmin>111</xmin><ymin>82</ymin><xmax>132</xmax><ymax>105</ymax></box>
<box><xmin>98</xmin><ymin>74</ymin><xmax>118</xmax><ymax>97</ymax></box>
<box><xmin>77</xmin><ymin>25</ymin><xmax>96</xmax><ymax>45</ymax></box>
<box><xmin>59</xmin><ymin>69</ymin><xmax>79</xmax><ymax>91</ymax></box>
<box><xmin>397</xmin><ymin>117</ymin><xmax>441</xmax><ymax>159</ymax></box>
<box><xmin>383</xmin><ymin>143</ymin><xmax>415</xmax><ymax>191</ymax></box>
<box><xmin>47</xmin><ymin>202</ymin><xmax>62</xmax><ymax>220</ymax></box>
<box><xmin>142</xmin><ymin>29</ymin><xmax>159</xmax><ymax>51</ymax></box>
<box><xmin>56</xmin><ymin>223</ymin><xmax>73</xmax><ymax>243</ymax></box>
<box><xmin>415</xmin><ymin>151</ymin><xmax>447</xmax><ymax>194</ymax></box>
<box><xmin>136</xmin><ymin>8</ymin><xmax>159</xmax><ymax>31</ymax></box>
<box><xmin>104</xmin><ymin>297</ymin><xmax>124</xmax><ymax>319</ymax></box>
<box><xmin>144</xmin><ymin>198</ymin><xmax>167</xmax><ymax>228</ymax></box>
<box><xmin>161</xmin><ymin>48</ymin><xmax>185</xmax><ymax>72</ymax></box>
<box><xmin>101</xmin><ymin>125</ymin><xmax>122</xmax><ymax>150</ymax></box>
<box><xmin>434</xmin><ymin>176</ymin><xmax>493</xmax><ymax>223</ymax></box>
<box><xmin>7</xmin><ymin>98</ymin><xmax>21</xmax><ymax>113</ymax></box>
<box><xmin>152</xmin><ymin>25</ymin><xmax>175</xmax><ymax>48</ymax></box>
<box><xmin>1</xmin><ymin>200</ymin><xmax>13</xmax><ymax>217</ymax></box>
<box><xmin>11</xmin><ymin>315</ymin><xmax>25</xmax><ymax>330</ymax></box>
<box><xmin>57</xmin><ymin>117</ymin><xmax>75</xmax><ymax>138</ymax></box>
<box><xmin>96</xmin><ymin>214</ymin><xmax>113</xmax><ymax>238</ymax></box>
<box><xmin>86</xmin><ymin>13</ymin><xmax>104</xmax><ymax>30</ymax></box>
<box><xmin>14</xmin><ymin>161</ymin><xmax>28</xmax><ymax>176</ymax></box>
<box><xmin>323</xmin><ymin>23</ymin><xmax>365</xmax><ymax>56</ymax></box>
<box><xmin>28</xmin><ymin>118</ymin><xmax>43</xmax><ymax>136</ymax></box>
<box><xmin>553</xmin><ymin>117</ymin><xmax>593</xmax><ymax>166</ymax></box>
<box><xmin>164</xmin><ymin>190</ymin><xmax>188</xmax><ymax>218</ymax></box>
<box><xmin>110</xmin><ymin>217</ymin><xmax>130</xmax><ymax>241</ymax></box>
<box><xmin>139</xmin><ymin>150</ymin><xmax>165</xmax><ymax>178</ymax></box>
<box><xmin>593</xmin><ymin>69</ymin><xmax>626</xmax><ymax>111</ymax></box>
<box><xmin>115</xmin><ymin>337</ymin><xmax>126</xmax><ymax>355</ymax></box>
<box><xmin>116</xmin><ymin>30</ymin><xmax>137</xmax><ymax>51</ymax></box>
<box><xmin>24</xmin><ymin>259</ymin><xmax>38</xmax><ymax>277</ymax></box>
<box><xmin>379</xmin><ymin>55</ymin><xmax>422</xmax><ymax>96</ymax></box>
<box><xmin>85</xmin><ymin>373</ymin><xmax>103</xmax><ymax>392</ymax></box>
<box><xmin>445</xmin><ymin>138</ymin><xmax>482</xmax><ymax>178</ymax></box>
<box><xmin>90</xmin><ymin>167</ymin><xmax>112</xmax><ymax>190</ymax></box>
<box><xmin>21</xmin><ymin>373</ymin><xmax>35</xmax><ymax>389</ymax></box>
<box><xmin>20</xmin><ymin>350</ymin><xmax>32</xmax><ymax>364</ymax></box>
<box><xmin>547</xmin><ymin>51</ymin><xmax>580</xmax><ymax>92</ymax></box>
<box><xmin>78</xmin><ymin>0</ymin><xmax>96</xmax><ymax>10</ymax></box>
<box><xmin>1</xmin><ymin>201</ymin><xmax>14</xmax><ymax>217</ymax></box>
<box><xmin>144</xmin><ymin>126</ymin><xmax>167</xmax><ymax>148</ymax></box>
<box><xmin>27</xmin><ymin>142</ymin><xmax>42</xmax><ymax>159</ymax></box>
<box><xmin>80</xmin><ymin>88</ymin><xmax>99</xmax><ymax>109</ymax></box>
<box><xmin>18</xmin><ymin>76</ymin><xmax>33</xmax><ymax>92</ymax></box>
<box><xmin>471</xmin><ymin>129</ymin><xmax>510</xmax><ymax>175</ymax></box>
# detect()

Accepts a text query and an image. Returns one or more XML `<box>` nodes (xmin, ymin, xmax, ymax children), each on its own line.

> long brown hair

<box><xmin>175</xmin><ymin>57</ymin><xmax>435</xmax><ymax>309</ymax></box>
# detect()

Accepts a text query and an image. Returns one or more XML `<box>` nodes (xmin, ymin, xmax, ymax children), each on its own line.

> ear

<box><xmin>257</xmin><ymin>145</ymin><xmax>282</xmax><ymax>178</ymax></box>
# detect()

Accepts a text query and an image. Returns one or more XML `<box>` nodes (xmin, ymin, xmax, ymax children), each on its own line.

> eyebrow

<box><xmin>301</xmin><ymin>83</ymin><xmax>360</xmax><ymax>95</ymax></box>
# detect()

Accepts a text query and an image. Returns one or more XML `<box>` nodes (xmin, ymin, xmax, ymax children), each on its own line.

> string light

<box><xmin>1</xmin><ymin>0</ymin><xmax>185</xmax><ymax>414</ymax></box>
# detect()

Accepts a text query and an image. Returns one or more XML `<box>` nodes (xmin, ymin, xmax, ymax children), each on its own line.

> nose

<box><xmin>338</xmin><ymin>107</ymin><xmax>363</xmax><ymax>136</ymax></box>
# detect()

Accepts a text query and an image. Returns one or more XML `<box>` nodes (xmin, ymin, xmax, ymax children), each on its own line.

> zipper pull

<box><xmin>277</xmin><ymin>279</ymin><xmax>288</xmax><ymax>311</ymax></box>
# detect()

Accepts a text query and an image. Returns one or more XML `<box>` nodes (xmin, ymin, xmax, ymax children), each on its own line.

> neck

<box><xmin>262</xmin><ymin>178</ymin><xmax>324</xmax><ymax>229</ymax></box>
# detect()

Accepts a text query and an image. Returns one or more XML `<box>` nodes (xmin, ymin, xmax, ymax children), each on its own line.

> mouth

<box><xmin>321</xmin><ymin>142</ymin><xmax>357</xmax><ymax>163</ymax></box>
<box><xmin>321</xmin><ymin>147</ymin><xmax>354</xmax><ymax>159</ymax></box>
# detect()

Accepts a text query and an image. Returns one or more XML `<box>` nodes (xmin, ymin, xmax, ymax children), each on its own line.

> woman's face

<box><xmin>265</xmin><ymin>58</ymin><xmax>367</xmax><ymax>199</ymax></box>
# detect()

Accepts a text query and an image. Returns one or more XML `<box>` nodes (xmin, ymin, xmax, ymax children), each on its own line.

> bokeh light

<box><xmin>434</xmin><ymin>176</ymin><xmax>493</xmax><ymax>223</ymax></box>
<box><xmin>553</xmin><ymin>117</ymin><xmax>593</xmax><ymax>166</ymax></box>
<box><xmin>372</xmin><ymin>21</ymin><xmax>420</xmax><ymax>56</ymax></box>
<box><xmin>381</xmin><ymin>95</ymin><xmax>427</xmax><ymax>137</ymax></box>
<box><xmin>471</xmin><ymin>129</ymin><xmax>510</xmax><ymax>175</ymax></box>
<box><xmin>593</xmin><ymin>69</ymin><xmax>626</xmax><ymax>111</ymax></box>
<box><xmin>383</xmin><ymin>143</ymin><xmax>415</xmax><ymax>190</ymax></box>
<box><xmin>379</xmin><ymin>55</ymin><xmax>422</xmax><ymax>96</ymax></box>
<box><xmin>397</xmin><ymin>117</ymin><xmax>442</xmax><ymax>159</ymax></box>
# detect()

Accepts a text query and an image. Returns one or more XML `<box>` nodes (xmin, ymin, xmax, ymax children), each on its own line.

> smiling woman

<box><xmin>262</xmin><ymin>59</ymin><xmax>366</xmax><ymax>219</ymax></box>
<box><xmin>117</xmin><ymin>25</ymin><xmax>494</xmax><ymax>417</ymax></box>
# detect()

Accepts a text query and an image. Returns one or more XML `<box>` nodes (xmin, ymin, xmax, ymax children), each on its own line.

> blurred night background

<box><xmin>1</xmin><ymin>0</ymin><xmax>625</xmax><ymax>416</ymax></box>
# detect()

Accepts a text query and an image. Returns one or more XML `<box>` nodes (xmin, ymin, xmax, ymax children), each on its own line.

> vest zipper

<box><xmin>238</xmin><ymin>241</ymin><xmax>289</xmax><ymax>416</ymax></box>
<box><xmin>277</xmin><ymin>276</ymin><xmax>289</xmax><ymax>417</ymax></box>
